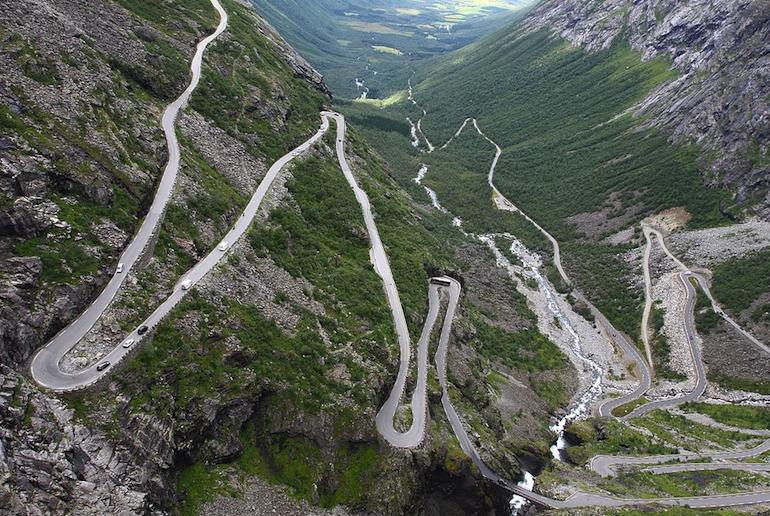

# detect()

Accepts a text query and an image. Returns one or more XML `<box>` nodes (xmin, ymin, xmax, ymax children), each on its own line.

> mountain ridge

<box><xmin>519</xmin><ymin>0</ymin><xmax>770</xmax><ymax>216</ymax></box>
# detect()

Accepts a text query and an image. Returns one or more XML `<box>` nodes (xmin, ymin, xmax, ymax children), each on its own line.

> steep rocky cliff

<box><xmin>520</xmin><ymin>0</ymin><xmax>770</xmax><ymax>216</ymax></box>
<box><xmin>0</xmin><ymin>366</ymin><xmax>153</xmax><ymax>514</ymax></box>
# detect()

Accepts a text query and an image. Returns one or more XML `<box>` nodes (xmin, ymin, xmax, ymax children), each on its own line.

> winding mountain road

<box><xmin>640</xmin><ymin>226</ymin><xmax>656</xmax><ymax>370</ymax></box>
<box><xmin>404</xmin><ymin>85</ymin><xmax>770</xmax><ymax>509</ymax></box>
<box><xmin>330</xmin><ymin>112</ymin><xmax>429</xmax><ymax>449</ymax></box>
<box><xmin>623</xmin><ymin>270</ymin><xmax>707</xmax><ymax>419</ymax></box>
<box><xmin>590</xmin><ymin>436</ymin><xmax>770</xmax><ymax>478</ymax></box>
<box><xmin>465</xmin><ymin>118</ymin><xmax>650</xmax><ymax>422</ymax></box>
<box><xmin>30</xmin><ymin>0</ymin><xmax>230</xmax><ymax>391</ymax></box>
<box><xmin>623</xmin><ymin>223</ymin><xmax>768</xmax><ymax>419</ymax></box>
<box><xmin>27</xmin><ymin>2</ymin><xmax>770</xmax><ymax>508</ymax></box>
<box><xmin>649</xmin><ymin>224</ymin><xmax>770</xmax><ymax>357</ymax></box>
<box><xmin>31</xmin><ymin>0</ymin><xmax>333</xmax><ymax>391</ymax></box>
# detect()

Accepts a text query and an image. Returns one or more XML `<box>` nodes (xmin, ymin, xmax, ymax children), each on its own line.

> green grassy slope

<box><xmin>416</xmin><ymin>29</ymin><xmax>728</xmax><ymax>232</ymax></box>
<box><xmin>712</xmin><ymin>248</ymin><xmax>770</xmax><ymax>314</ymax></box>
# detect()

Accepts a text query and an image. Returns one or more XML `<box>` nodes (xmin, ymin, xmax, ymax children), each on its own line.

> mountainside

<box><xmin>5</xmin><ymin>0</ymin><xmax>770</xmax><ymax>514</ymax></box>
<box><xmin>389</xmin><ymin>0</ymin><xmax>770</xmax><ymax>344</ymax></box>
<box><xmin>0</xmin><ymin>0</ymin><xmax>328</xmax><ymax>370</ymax></box>
<box><xmin>374</xmin><ymin>27</ymin><xmax>717</xmax><ymax>344</ymax></box>
<box><xmin>519</xmin><ymin>0</ymin><xmax>770</xmax><ymax>217</ymax></box>
<box><xmin>0</xmin><ymin>0</ymin><xmax>578</xmax><ymax>514</ymax></box>
<box><xmin>249</xmin><ymin>0</ymin><xmax>530</xmax><ymax>97</ymax></box>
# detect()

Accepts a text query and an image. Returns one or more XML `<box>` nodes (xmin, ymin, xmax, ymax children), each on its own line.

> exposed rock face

<box><xmin>0</xmin><ymin>367</ymin><xmax>150</xmax><ymax>515</ymax></box>
<box><xmin>521</xmin><ymin>0</ymin><xmax>770</xmax><ymax>216</ymax></box>
<box><xmin>0</xmin><ymin>254</ymin><xmax>103</xmax><ymax>366</ymax></box>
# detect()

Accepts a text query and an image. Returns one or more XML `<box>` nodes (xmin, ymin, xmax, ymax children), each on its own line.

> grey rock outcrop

<box><xmin>521</xmin><ymin>0</ymin><xmax>770</xmax><ymax>216</ymax></box>
<box><xmin>0</xmin><ymin>367</ymin><xmax>150</xmax><ymax>515</ymax></box>
<box><xmin>0</xmin><ymin>198</ymin><xmax>66</xmax><ymax>237</ymax></box>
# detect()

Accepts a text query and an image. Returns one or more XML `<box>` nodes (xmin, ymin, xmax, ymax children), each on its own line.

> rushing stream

<box><xmin>413</xmin><ymin>165</ymin><xmax>445</xmax><ymax>210</ymax></box>
<box><xmin>414</xmin><ymin>163</ymin><xmax>605</xmax><ymax>513</ymax></box>
<box><xmin>510</xmin><ymin>471</ymin><xmax>534</xmax><ymax>513</ymax></box>
<box><xmin>483</xmin><ymin>236</ymin><xmax>604</xmax><ymax>513</ymax></box>
<box><xmin>521</xmin><ymin>243</ymin><xmax>604</xmax><ymax>460</ymax></box>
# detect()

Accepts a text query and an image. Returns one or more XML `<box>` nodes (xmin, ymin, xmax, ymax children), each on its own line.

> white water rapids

<box><xmin>412</xmin><ymin>122</ymin><xmax>606</xmax><ymax>513</ymax></box>
<box><xmin>510</xmin><ymin>471</ymin><xmax>534</xmax><ymax>512</ymax></box>
<box><xmin>480</xmin><ymin>236</ymin><xmax>604</xmax><ymax>459</ymax></box>
<box><xmin>407</xmin><ymin>118</ymin><xmax>420</xmax><ymax>148</ymax></box>
<box><xmin>525</xmin><ymin>246</ymin><xmax>603</xmax><ymax>460</ymax></box>
<box><xmin>413</xmin><ymin>164</ymin><xmax>445</xmax><ymax>210</ymax></box>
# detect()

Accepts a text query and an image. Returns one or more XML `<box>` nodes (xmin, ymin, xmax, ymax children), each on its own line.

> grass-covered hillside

<box><xmin>410</xmin><ymin>28</ymin><xmax>738</xmax><ymax>337</ymax></box>
<box><xmin>416</xmin><ymin>29</ymin><xmax>729</xmax><ymax>230</ymax></box>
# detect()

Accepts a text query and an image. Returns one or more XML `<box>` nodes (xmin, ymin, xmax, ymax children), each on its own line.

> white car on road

<box><xmin>122</xmin><ymin>338</ymin><xmax>135</xmax><ymax>349</ymax></box>
<box><xmin>218</xmin><ymin>241</ymin><xmax>229</xmax><ymax>251</ymax></box>
<box><xmin>116</xmin><ymin>263</ymin><xmax>124</xmax><ymax>273</ymax></box>
<box><xmin>181</xmin><ymin>279</ymin><xmax>193</xmax><ymax>290</ymax></box>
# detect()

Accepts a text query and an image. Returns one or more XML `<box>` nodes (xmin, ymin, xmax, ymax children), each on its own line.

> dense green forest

<box><xmin>414</xmin><ymin>29</ymin><xmax>729</xmax><ymax>233</ymax></box>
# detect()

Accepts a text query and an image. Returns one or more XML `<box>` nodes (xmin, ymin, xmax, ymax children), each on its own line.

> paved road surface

<box><xmin>590</xmin><ymin>436</ymin><xmax>770</xmax><ymax>478</ymax></box>
<box><xmin>650</xmin><ymin>225</ymin><xmax>769</xmax><ymax>356</ymax></box>
<box><xmin>328</xmin><ymin>112</ymin><xmax>429</xmax><ymax>448</ymax></box>
<box><xmin>31</xmin><ymin>2</ymin><xmax>333</xmax><ymax>390</ymax></box>
<box><xmin>621</xmin><ymin>224</ymin><xmax>769</xmax><ymax>418</ymax></box>
<box><xmin>32</xmin><ymin>112</ymin><xmax>330</xmax><ymax>390</ymax></box>
<box><xmin>646</xmin><ymin>462</ymin><xmax>770</xmax><ymax>475</ymax></box>
<box><xmin>30</xmin><ymin>0</ymin><xmax>230</xmax><ymax>391</ymax></box>
<box><xmin>639</xmin><ymin>226</ymin><xmax>656</xmax><ymax>369</ymax></box>
<box><xmin>595</xmin><ymin>296</ymin><xmax>652</xmax><ymax>418</ymax></box>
